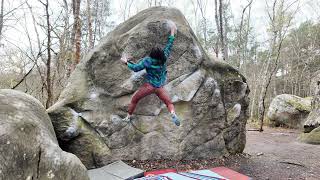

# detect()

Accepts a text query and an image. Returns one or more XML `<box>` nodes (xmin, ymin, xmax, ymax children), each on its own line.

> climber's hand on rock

<box><xmin>120</xmin><ymin>56</ymin><xmax>128</xmax><ymax>64</ymax></box>
<box><xmin>165</xmin><ymin>20</ymin><xmax>177</xmax><ymax>36</ymax></box>
<box><xmin>170</xmin><ymin>26</ymin><xmax>176</xmax><ymax>36</ymax></box>
<box><xmin>121</xmin><ymin>54</ymin><xmax>131</xmax><ymax>64</ymax></box>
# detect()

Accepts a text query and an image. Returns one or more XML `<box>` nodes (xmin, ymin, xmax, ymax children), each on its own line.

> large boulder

<box><xmin>0</xmin><ymin>89</ymin><xmax>89</xmax><ymax>180</ymax></box>
<box><xmin>266</xmin><ymin>94</ymin><xmax>311</xmax><ymax>128</ymax></box>
<box><xmin>299</xmin><ymin>71</ymin><xmax>320</xmax><ymax>144</ymax></box>
<box><xmin>303</xmin><ymin>71</ymin><xmax>320</xmax><ymax>133</ymax></box>
<box><xmin>47</xmin><ymin>7</ymin><xmax>250</xmax><ymax>169</ymax></box>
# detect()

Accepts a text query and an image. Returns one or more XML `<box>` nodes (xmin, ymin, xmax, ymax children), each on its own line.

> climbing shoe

<box><xmin>171</xmin><ymin>113</ymin><xmax>181</xmax><ymax>126</ymax></box>
<box><xmin>64</xmin><ymin>126</ymin><xmax>79</xmax><ymax>139</ymax></box>
<box><xmin>123</xmin><ymin>115</ymin><xmax>131</xmax><ymax>122</ymax></box>
<box><xmin>62</xmin><ymin>126</ymin><xmax>79</xmax><ymax>141</ymax></box>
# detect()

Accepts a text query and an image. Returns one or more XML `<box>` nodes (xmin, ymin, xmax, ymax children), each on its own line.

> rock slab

<box><xmin>88</xmin><ymin>160</ymin><xmax>143</xmax><ymax>180</ymax></box>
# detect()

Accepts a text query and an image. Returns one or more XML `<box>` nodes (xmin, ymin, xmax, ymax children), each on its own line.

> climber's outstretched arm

<box><xmin>163</xmin><ymin>20</ymin><xmax>177</xmax><ymax>59</ymax></box>
<box><xmin>126</xmin><ymin>57</ymin><xmax>153</xmax><ymax>72</ymax></box>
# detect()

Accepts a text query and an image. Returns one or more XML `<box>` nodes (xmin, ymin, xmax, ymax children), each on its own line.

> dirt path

<box><xmin>128</xmin><ymin>126</ymin><xmax>320</xmax><ymax>180</ymax></box>
<box><xmin>235</xmin><ymin>126</ymin><xmax>320</xmax><ymax>180</ymax></box>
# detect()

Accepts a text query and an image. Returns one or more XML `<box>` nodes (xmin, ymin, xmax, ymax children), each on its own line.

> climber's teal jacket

<box><xmin>127</xmin><ymin>35</ymin><xmax>175</xmax><ymax>88</ymax></box>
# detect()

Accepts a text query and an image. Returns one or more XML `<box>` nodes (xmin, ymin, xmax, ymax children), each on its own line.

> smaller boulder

<box><xmin>298</xmin><ymin>126</ymin><xmax>320</xmax><ymax>144</ymax></box>
<box><xmin>267</xmin><ymin>94</ymin><xmax>311</xmax><ymax>128</ymax></box>
<box><xmin>299</xmin><ymin>72</ymin><xmax>320</xmax><ymax>144</ymax></box>
<box><xmin>303</xmin><ymin>107</ymin><xmax>320</xmax><ymax>133</ymax></box>
<box><xmin>0</xmin><ymin>89</ymin><xmax>89</xmax><ymax>180</ymax></box>
<box><xmin>303</xmin><ymin>73</ymin><xmax>320</xmax><ymax>133</ymax></box>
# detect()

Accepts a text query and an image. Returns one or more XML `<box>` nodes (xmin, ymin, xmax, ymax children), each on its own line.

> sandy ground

<box><xmin>128</xmin><ymin>126</ymin><xmax>320</xmax><ymax>180</ymax></box>
<box><xmin>238</xmin><ymin>126</ymin><xmax>320</xmax><ymax>180</ymax></box>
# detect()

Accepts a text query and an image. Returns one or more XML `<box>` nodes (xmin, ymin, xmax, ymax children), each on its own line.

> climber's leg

<box><xmin>155</xmin><ymin>87</ymin><xmax>174</xmax><ymax>112</ymax></box>
<box><xmin>127</xmin><ymin>83</ymin><xmax>155</xmax><ymax>118</ymax></box>
<box><xmin>155</xmin><ymin>87</ymin><xmax>180</xmax><ymax>126</ymax></box>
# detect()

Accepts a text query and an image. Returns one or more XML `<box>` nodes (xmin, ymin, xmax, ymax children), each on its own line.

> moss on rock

<box><xmin>298</xmin><ymin>126</ymin><xmax>320</xmax><ymax>145</ymax></box>
<box><xmin>287</xmin><ymin>98</ymin><xmax>311</xmax><ymax>112</ymax></box>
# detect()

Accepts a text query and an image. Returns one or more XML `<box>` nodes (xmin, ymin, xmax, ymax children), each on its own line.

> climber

<box><xmin>120</xmin><ymin>20</ymin><xmax>180</xmax><ymax>126</ymax></box>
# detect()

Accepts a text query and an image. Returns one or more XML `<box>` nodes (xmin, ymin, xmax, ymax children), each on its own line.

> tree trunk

<box><xmin>237</xmin><ymin>4</ymin><xmax>246</xmax><ymax>68</ymax></box>
<box><xmin>70</xmin><ymin>0</ymin><xmax>76</xmax><ymax>50</ymax></box>
<box><xmin>222</xmin><ymin>2</ymin><xmax>228</xmax><ymax>60</ymax></box>
<box><xmin>92</xmin><ymin>0</ymin><xmax>99</xmax><ymax>45</ymax></box>
<box><xmin>258</xmin><ymin>0</ymin><xmax>278</xmax><ymax>131</ymax></box>
<box><xmin>250</xmin><ymin>73</ymin><xmax>258</xmax><ymax>121</ymax></box>
<box><xmin>74</xmin><ymin>0</ymin><xmax>81</xmax><ymax>65</ymax></box>
<box><xmin>273</xmin><ymin>77</ymin><xmax>277</xmax><ymax>96</ymax></box>
<box><xmin>70</xmin><ymin>0</ymin><xmax>81</xmax><ymax>67</ymax></box>
<box><xmin>191</xmin><ymin>0</ymin><xmax>198</xmax><ymax>38</ymax></box>
<box><xmin>258</xmin><ymin>78</ymin><xmax>268</xmax><ymax>130</ymax></box>
<box><xmin>197</xmin><ymin>0</ymin><xmax>207</xmax><ymax>49</ymax></box>
<box><xmin>258</xmin><ymin>60</ymin><xmax>272</xmax><ymax>131</ymax></box>
<box><xmin>218</xmin><ymin>0</ymin><xmax>226</xmax><ymax>60</ymax></box>
<box><xmin>214</xmin><ymin>0</ymin><xmax>220</xmax><ymax>58</ymax></box>
<box><xmin>241</xmin><ymin>0</ymin><xmax>253</xmax><ymax>73</ymax></box>
<box><xmin>44</xmin><ymin>0</ymin><xmax>52</xmax><ymax>108</ymax></box>
<box><xmin>258</xmin><ymin>24</ymin><xmax>278</xmax><ymax>131</ymax></box>
<box><xmin>0</xmin><ymin>0</ymin><xmax>4</xmax><ymax>39</ymax></box>
<box><xmin>258</xmin><ymin>29</ymin><xmax>288</xmax><ymax>131</ymax></box>
<box><xmin>87</xmin><ymin>0</ymin><xmax>93</xmax><ymax>49</ymax></box>
<box><xmin>62</xmin><ymin>0</ymin><xmax>73</xmax><ymax>78</ymax></box>
<box><xmin>203</xmin><ymin>20</ymin><xmax>207</xmax><ymax>49</ymax></box>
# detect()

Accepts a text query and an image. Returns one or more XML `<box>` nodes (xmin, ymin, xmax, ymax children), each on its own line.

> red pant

<box><xmin>128</xmin><ymin>83</ymin><xmax>175</xmax><ymax>115</ymax></box>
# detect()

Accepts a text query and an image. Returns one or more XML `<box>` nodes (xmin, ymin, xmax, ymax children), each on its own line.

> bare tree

<box><xmin>121</xmin><ymin>0</ymin><xmax>134</xmax><ymax>21</ymax></box>
<box><xmin>197</xmin><ymin>0</ymin><xmax>208</xmax><ymax>49</ymax></box>
<box><xmin>214</xmin><ymin>0</ymin><xmax>220</xmax><ymax>58</ymax></box>
<box><xmin>38</xmin><ymin>0</ymin><xmax>53</xmax><ymax>108</ymax></box>
<box><xmin>9</xmin><ymin>2</ymin><xmax>44</xmax><ymax>90</ymax></box>
<box><xmin>241</xmin><ymin>0</ymin><xmax>253</xmax><ymax>73</ymax></box>
<box><xmin>222</xmin><ymin>0</ymin><xmax>230</xmax><ymax>60</ymax></box>
<box><xmin>0</xmin><ymin>0</ymin><xmax>26</xmax><ymax>41</ymax></box>
<box><xmin>87</xmin><ymin>0</ymin><xmax>93</xmax><ymax>49</ymax></box>
<box><xmin>0</xmin><ymin>0</ymin><xmax>4</xmax><ymax>39</ymax></box>
<box><xmin>258</xmin><ymin>0</ymin><xmax>299</xmax><ymax>131</ymax></box>
<box><xmin>92</xmin><ymin>0</ymin><xmax>112</xmax><ymax>45</ymax></box>
<box><xmin>71</xmin><ymin>0</ymin><xmax>82</xmax><ymax>67</ymax></box>
<box><xmin>236</xmin><ymin>0</ymin><xmax>253</xmax><ymax>69</ymax></box>
<box><xmin>218</xmin><ymin>0</ymin><xmax>226</xmax><ymax>60</ymax></box>
<box><xmin>147</xmin><ymin>0</ymin><xmax>163</xmax><ymax>7</ymax></box>
<box><xmin>214</xmin><ymin>0</ymin><xmax>229</xmax><ymax>60</ymax></box>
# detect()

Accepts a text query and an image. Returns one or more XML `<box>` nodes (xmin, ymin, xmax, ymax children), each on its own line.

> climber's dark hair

<box><xmin>149</xmin><ymin>45</ymin><xmax>166</xmax><ymax>65</ymax></box>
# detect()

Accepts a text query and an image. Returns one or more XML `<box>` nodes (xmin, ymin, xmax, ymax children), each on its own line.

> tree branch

<box><xmin>11</xmin><ymin>64</ymin><xmax>35</xmax><ymax>89</ymax></box>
